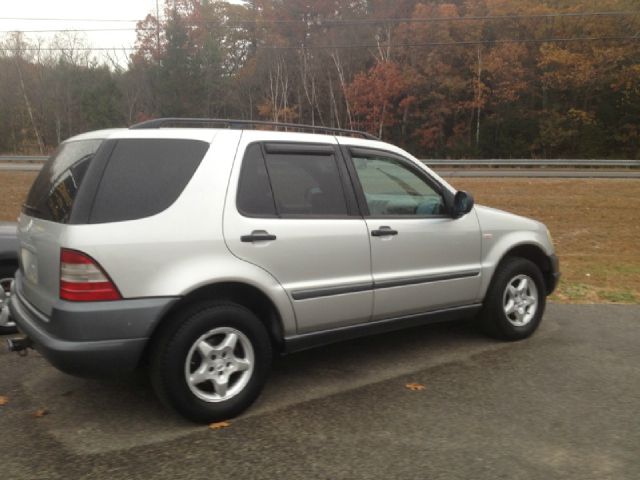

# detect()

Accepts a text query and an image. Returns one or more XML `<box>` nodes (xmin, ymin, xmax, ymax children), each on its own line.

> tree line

<box><xmin>1</xmin><ymin>0</ymin><xmax>638</xmax><ymax>159</ymax></box>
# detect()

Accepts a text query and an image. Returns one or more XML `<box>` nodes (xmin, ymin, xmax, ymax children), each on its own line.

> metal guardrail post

<box><xmin>0</xmin><ymin>155</ymin><xmax>48</xmax><ymax>162</ymax></box>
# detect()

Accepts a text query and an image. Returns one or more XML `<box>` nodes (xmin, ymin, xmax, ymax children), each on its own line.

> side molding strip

<box><xmin>291</xmin><ymin>271</ymin><xmax>480</xmax><ymax>301</ymax></box>
<box><xmin>374</xmin><ymin>271</ymin><xmax>480</xmax><ymax>290</ymax></box>
<box><xmin>291</xmin><ymin>282</ymin><xmax>372</xmax><ymax>301</ymax></box>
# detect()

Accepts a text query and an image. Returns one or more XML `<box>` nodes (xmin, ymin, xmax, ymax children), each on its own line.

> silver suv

<box><xmin>9</xmin><ymin>118</ymin><xmax>559</xmax><ymax>423</ymax></box>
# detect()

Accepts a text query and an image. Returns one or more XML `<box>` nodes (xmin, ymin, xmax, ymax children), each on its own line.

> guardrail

<box><xmin>0</xmin><ymin>155</ymin><xmax>48</xmax><ymax>162</ymax></box>
<box><xmin>1</xmin><ymin>155</ymin><xmax>639</xmax><ymax>168</ymax></box>
<box><xmin>425</xmin><ymin>159</ymin><xmax>640</xmax><ymax>167</ymax></box>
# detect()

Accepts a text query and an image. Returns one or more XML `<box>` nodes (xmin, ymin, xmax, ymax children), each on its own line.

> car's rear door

<box><xmin>223</xmin><ymin>132</ymin><xmax>373</xmax><ymax>334</ymax></box>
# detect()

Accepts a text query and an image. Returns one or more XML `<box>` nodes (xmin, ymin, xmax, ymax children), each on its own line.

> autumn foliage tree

<box><xmin>347</xmin><ymin>61</ymin><xmax>416</xmax><ymax>138</ymax></box>
<box><xmin>0</xmin><ymin>0</ymin><xmax>638</xmax><ymax>159</ymax></box>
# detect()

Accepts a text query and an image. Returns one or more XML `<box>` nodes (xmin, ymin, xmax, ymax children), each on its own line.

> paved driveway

<box><xmin>1</xmin><ymin>303</ymin><xmax>638</xmax><ymax>479</ymax></box>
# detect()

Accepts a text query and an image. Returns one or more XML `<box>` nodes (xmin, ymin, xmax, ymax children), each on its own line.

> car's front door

<box><xmin>224</xmin><ymin>133</ymin><xmax>373</xmax><ymax>334</ymax></box>
<box><xmin>344</xmin><ymin>147</ymin><xmax>482</xmax><ymax>321</ymax></box>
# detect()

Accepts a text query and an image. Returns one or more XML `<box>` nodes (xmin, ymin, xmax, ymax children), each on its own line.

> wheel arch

<box><xmin>0</xmin><ymin>258</ymin><xmax>19</xmax><ymax>276</ymax></box>
<box><xmin>142</xmin><ymin>281</ymin><xmax>287</xmax><ymax>367</ymax></box>
<box><xmin>494</xmin><ymin>243</ymin><xmax>555</xmax><ymax>295</ymax></box>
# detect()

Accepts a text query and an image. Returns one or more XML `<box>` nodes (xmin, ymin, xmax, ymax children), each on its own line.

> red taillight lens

<box><xmin>60</xmin><ymin>249</ymin><xmax>121</xmax><ymax>301</ymax></box>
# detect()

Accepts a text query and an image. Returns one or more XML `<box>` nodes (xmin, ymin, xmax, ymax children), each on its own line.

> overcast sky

<box><xmin>0</xmin><ymin>0</ymin><xmax>167</xmax><ymax>62</ymax></box>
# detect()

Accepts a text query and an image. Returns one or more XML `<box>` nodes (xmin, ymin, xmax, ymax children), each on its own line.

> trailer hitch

<box><xmin>6</xmin><ymin>336</ymin><xmax>33</xmax><ymax>356</ymax></box>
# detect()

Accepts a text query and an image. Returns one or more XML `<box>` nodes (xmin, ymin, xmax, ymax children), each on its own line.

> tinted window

<box><xmin>237</xmin><ymin>144</ymin><xmax>277</xmax><ymax>217</ymax></box>
<box><xmin>352</xmin><ymin>154</ymin><xmax>445</xmax><ymax>216</ymax></box>
<box><xmin>89</xmin><ymin>138</ymin><xmax>209</xmax><ymax>223</ymax></box>
<box><xmin>23</xmin><ymin>139</ymin><xmax>103</xmax><ymax>223</ymax></box>
<box><xmin>265</xmin><ymin>152</ymin><xmax>348</xmax><ymax>216</ymax></box>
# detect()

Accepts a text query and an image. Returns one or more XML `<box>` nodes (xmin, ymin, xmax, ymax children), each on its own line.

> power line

<box><xmin>0</xmin><ymin>17</ymin><xmax>140</xmax><ymax>23</ymax></box>
<box><xmin>296</xmin><ymin>10</ymin><xmax>640</xmax><ymax>26</ymax></box>
<box><xmin>0</xmin><ymin>35</ymin><xmax>638</xmax><ymax>53</ymax></box>
<box><xmin>0</xmin><ymin>10</ymin><xmax>637</xmax><ymax>35</ymax></box>
<box><xmin>0</xmin><ymin>47</ymin><xmax>137</xmax><ymax>52</ymax></box>
<box><xmin>267</xmin><ymin>35</ymin><xmax>640</xmax><ymax>50</ymax></box>
<box><xmin>0</xmin><ymin>10</ymin><xmax>637</xmax><ymax>28</ymax></box>
<box><xmin>0</xmin><ymin>28</ymin><xmax>140</xmax><ymax>34</ymax></box>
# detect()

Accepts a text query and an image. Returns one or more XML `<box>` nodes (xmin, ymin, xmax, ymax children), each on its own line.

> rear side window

<box><xmin>236</xmin><ymin>144</ymin><xmax>277</xmax><ymax>217</ymax></box>
<box><xmin>89</xmin><ymin>139</ymin><xmax>209</xmax><ymax>223</ymax></box>
<box><xmin>23</xmin><ymin>139</ymin><xmax>102</xmax><ymax>223</ymax></box>
<box><xmin>237</xmin><ymin>143</ymin><xmax>348</xmax><ymax>217</ymax></box>
<box><xmin>266</xmin><ymin>154</ymin><xmax>347</xmax><ymax>216</ymax></box>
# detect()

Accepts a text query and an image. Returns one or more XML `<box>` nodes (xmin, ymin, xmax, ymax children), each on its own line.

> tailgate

<box><xmin>16</xmin><ymin>138</ymin><xmax>104</xmax><ymax>316</ymax></box>
<box><xmin>17</xmin><ymin>215</ymin><xmax>66</xmax><ymax>316</ymax></box>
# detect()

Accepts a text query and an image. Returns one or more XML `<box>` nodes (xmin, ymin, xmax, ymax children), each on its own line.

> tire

<box><xmin>0</xmin><ymin>264</ymin><xmax>18</xmax><ymax>335</ymax></box>
<box><xmin>150</xmin><ymin>301</ymin><xmax>272</xmax><ymax>423</ymax></box>
<box><xmin>479</xmin><ymin>257</ymin><xmax>546</xmax><ymax>341</ymax></box>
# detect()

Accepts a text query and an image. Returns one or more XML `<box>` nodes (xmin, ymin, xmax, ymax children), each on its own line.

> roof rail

<box><xmin>128</xmin><ymin>117</ymin><xmax>379</xmax><ymax>140</ymax></box>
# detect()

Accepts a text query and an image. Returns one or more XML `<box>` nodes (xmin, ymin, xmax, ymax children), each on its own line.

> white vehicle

<box><xmin>9</xmin><ymin>118</ymin><xmax>559</xmax><ymax>422</ymax></box>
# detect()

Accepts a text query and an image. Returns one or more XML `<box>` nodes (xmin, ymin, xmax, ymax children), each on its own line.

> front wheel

<box><xmin>150</xmin><ymin>302</ymin><xmax>272</xmax><ymax>423</ymax></box>
<box><xmin>479</xmin><ymin>257</ymin><xmax>546</xmax><ymax>340</ymax></box>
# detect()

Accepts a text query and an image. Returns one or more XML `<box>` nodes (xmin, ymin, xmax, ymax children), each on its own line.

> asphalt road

<box><xmin>0</xmin><ymin>303</ymin><xmax>638</xmax><ymax>480</ymax></box>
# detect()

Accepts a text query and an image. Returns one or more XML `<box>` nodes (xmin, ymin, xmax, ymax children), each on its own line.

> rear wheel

<box><xmin>480</xmin><ymin>257</ymin><xmax>546</xmax><ymax>340</ymax></box>
<box><xmin>150</xmin><ymin>301</ymin><xmax>272</xmax><ymax>423</ymax></box>
<box><xmin>0</xmin><ymin>264</ymin><xmax>18</xmax><ymax>335</ymax></box>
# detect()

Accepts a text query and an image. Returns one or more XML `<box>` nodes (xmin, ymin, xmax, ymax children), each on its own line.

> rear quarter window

<box><xmin>89</xmin><ymin>138</ymin><xmax>210</xmax><ymax>223</ymax></box>
<box><xmin>23</xmin><ymin>139</ymin><xmax>103</xmax><ymax>223</ymax></box>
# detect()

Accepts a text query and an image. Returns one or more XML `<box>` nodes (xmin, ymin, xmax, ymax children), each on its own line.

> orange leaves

<box><xmin>208</xmin><ymin>421</ymin><xmax>231</xmax><ymax>431</ymax></box>
<box><xmin>346</xmin><ymin>61</ymin><xmax>416</xmax><ymax>136</ymax></box>
<box><xmin>405</xmin><ymin>383</ymin><xmax>426</xmax><ymax>392</ymax></box>
<box><xmin>483</xmin><ymin>44</ymin><xmax>529</xmax><ymax>103</ymax></box>
<box><xmin>33</xmin><ymin>408</ymin><xmax>49</xmax><ymax>418</ymax></box>
<box><xmin>567</xmin><ymin>109</ymin><xmax>596</xmax><ymax>126</ymax></box>
<box><xmin>0</xmin><ymin>396</ymin><xmax>51</xmax><ymax>418</ymax></box>
<box><xmin>539</xmin><ymin>44</ymin><xmax>596</xmax><ymax>89</ymax></box>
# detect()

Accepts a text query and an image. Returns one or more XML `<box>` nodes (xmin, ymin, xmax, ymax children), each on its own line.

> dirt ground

<box><xmin>0</xmin><ymin>171</ymin><xmax>36</xmax><ymax>223</ymax></box>
<box><xmin>451</xmin><ymin>177</ymin><xmax>640</xmax><ymax>303</ymax></box>
<box><xmin>1</xmin><ymin>171</ymin><xmax>638</xmax><ymax>303</ymax></box>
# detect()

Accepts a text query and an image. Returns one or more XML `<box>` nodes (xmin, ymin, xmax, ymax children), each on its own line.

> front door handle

<box><xmin>371</xmin><ymin>226</ymin><xmax>398</xmax><ymax>237</ymax></box>
<box><xmin>241</xmin><ymin>230</ymin><xmax>277</xmax><ymax>243</ymax></box>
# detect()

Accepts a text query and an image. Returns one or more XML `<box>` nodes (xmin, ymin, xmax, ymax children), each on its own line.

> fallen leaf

<box><xmin>208</xmin><ymin>421</ymin><xmax>231</xmax><ymax>431</ymax></box>
<box><xmin>33</xmin><ymin>408</ymin><xmax>49</xmax><ymax>418</ymax></box>
<box><xmin>0</xmin><ymin>395</ymin><xmax>8</xmax><ymax>406</ymax></box>
<box><xmin>405</xmin><ymin>382</ymin><xmax>426</xmax><ymax>391</ymax></box>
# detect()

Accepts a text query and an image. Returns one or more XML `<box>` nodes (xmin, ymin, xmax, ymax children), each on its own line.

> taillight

<box><xmin>60</xmin><ymin>249</ymin><xmax>121</xmax><ymax>301</ymax></box>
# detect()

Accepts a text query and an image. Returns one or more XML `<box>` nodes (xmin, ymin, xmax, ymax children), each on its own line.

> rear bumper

<box><xmin>9</xmin><ymin>272</ymin><xmax>178</xmax><ymax>377</ymax></box>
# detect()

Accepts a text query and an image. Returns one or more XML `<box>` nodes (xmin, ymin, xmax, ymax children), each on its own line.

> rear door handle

<box><xmin>241</xmin><ymin>230</ymin><xmax>277</xmax><ymax>243</ymax></box>
<box><xmin>371</xmin><ymin>226</ymin><xmax>398</xmax><ymax>237</ymax></box>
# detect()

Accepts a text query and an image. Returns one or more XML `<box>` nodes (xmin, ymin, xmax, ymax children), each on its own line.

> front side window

<box><xmin>351</xmin><ymin>153</ymin><xmax>445</xmax><ymax>216</ymax></box>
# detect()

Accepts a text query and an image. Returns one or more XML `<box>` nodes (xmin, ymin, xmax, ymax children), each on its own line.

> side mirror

<box><xmin>452</xmin><ymin>190</ymin><xmax>474</xmax><ymax>218</ymax></box>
